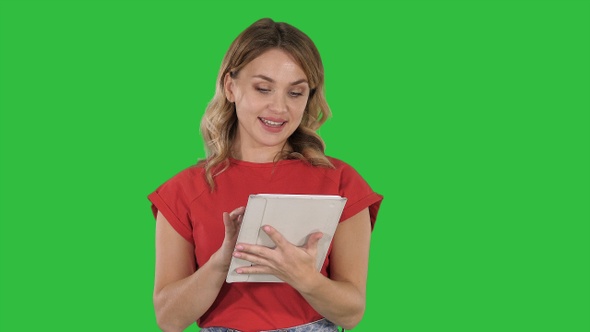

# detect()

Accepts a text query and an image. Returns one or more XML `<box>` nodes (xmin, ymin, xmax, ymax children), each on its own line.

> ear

<box><xmin>223</xmin><ymin>72</ymin><xmax>236</xmax><ymax>103</ymax></box>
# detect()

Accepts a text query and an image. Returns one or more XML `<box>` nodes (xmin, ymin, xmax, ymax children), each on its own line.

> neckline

<box><xmin>228</xmin><ymin>158</ymin><xmax>301</xmax><ymax>168</ymax></box>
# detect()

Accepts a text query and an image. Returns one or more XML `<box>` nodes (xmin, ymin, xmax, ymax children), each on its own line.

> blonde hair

<box><xmin>199</xmin><ymin>18</ymin><xmax>333</xmax><ymax>188</ymax></box>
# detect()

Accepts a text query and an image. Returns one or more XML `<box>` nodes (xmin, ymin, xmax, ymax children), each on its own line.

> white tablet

<box><xmin>226</xmin><ymin>194</ymin><xmax>347</xmax><ymax>283</ymax></box>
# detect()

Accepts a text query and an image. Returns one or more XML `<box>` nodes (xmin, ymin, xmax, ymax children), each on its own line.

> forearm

<box><xmin>153</xmin><ymin>208</ymin><xmax>245</xmax><ymax>332</ymax></box>
<box><xmin>297</xmin><ymin>273</ymin><xmax>366</xmax><ymax>330</ymax></box>
<box><xmin>154</xmin><ymin>260</ymin><xmax>226</xmax><ymax>332</ymax></box>
<box><xmin>231</xmin><ymin>211</ymin><xmax>371</xmax><ymax>329</ymax></box>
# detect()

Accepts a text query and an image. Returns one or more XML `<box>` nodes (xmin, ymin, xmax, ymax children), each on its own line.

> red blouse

<box><xmin>148</xmin><ymin>157</ymin><xmax>383</xmax><ymax>331</ymax></box>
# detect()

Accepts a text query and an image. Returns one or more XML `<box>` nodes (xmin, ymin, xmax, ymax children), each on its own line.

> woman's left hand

<box><xmin>232</xmin><ymin>225</ymin><xmax>323</xmax><ymax>291</ymax></box>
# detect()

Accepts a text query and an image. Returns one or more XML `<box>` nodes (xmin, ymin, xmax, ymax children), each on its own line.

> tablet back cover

<box><xmin>226</xmin><ymin>194</ymin><xmax>347</xmax><ymax>283</ymax></box>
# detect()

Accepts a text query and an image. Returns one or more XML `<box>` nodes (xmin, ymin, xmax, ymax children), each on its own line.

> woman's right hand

<box><xmin>209</xmin><ymin>206</ymin><xmax>245</xmax><ymax>273</ymax></box>
<box><xmin>154</xmin><ymin>207</ymin><xmax>245</xmax><ymax>331</ymax></box>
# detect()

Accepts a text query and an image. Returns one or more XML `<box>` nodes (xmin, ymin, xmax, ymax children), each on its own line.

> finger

<box><xmin>304</xmin><ymin>232</ymin><xmax>324</xmax><ymax>251</ymax></box>
<box><xmin>235</xmin><ymin>265</ymin><xmax>276</xmax><ymax>276</ymax></box>
<box><xmin>222</xmin><ymin>212</ymin><xmax>231</xmax><ymax>227</ymax></box>
<box><xmin>229</xmin><ymin>206</ymin><xmax>245</xmax><ymax>219</ymax></box>
<box><xmin>222</xmin><ymin>211</ymin><xmax>240</xmax><ymax>237</ymax></box>
<box><xmin>235</xmin><ymin>243</ymin><xmax>273</xmax><ymax>260</ymax></box>
<box><xmin>223</xmin><ymin>207</ymin><xmax>245</xmax><ymax>231</ymax></box>
<box><xmin>261</xmin><ymin>225</ymin><xmax>288</xmax><ymax>247</ymax></box>
<box><xmin>232</xmin><ymin>250</ymin><xmax>269</xmax><ymax>266</ymax></box>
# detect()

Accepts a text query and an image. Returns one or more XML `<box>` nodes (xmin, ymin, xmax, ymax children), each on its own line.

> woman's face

<box><xmin>224</xmin><ymin>48</ymin><xmax>310</xmax><ymax>162</ymax></box>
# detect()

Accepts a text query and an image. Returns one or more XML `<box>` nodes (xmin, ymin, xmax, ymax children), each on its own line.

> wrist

<box><xmin>207</xmin><ymin>250</ymin><xmax>232</xmax><ymax>275</ymax></box>
<box><xmin>294</xmin><ymin>270</ymin><xmax>325</xmax><ymax>295</ymax></box>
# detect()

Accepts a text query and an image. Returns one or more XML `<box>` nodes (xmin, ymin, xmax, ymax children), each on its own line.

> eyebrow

<box><xmin>252</xmin><ymin>75</ymin><xmax>308</xmax><ymax>86</ymax></box>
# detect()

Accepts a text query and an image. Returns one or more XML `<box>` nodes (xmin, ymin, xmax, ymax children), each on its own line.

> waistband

<box><xmin>199</xmin><ymin>318</ymin><xmax>339</xmax><ymax>332</ymax></box>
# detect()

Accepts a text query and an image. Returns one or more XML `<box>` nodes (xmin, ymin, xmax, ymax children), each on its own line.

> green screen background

<box><xmin>1</xmin><ymin>0</ymin><xmax>588</xmax><ymax>331</ymax></box>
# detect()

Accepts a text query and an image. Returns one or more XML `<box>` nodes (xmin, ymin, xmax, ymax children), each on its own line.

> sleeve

<box><xmin>338</xmin><ymin>163</ymin><xmax>383</xmax><ymax>229</ymax></box>
<box><xmin>147</xmin><ymin>168</ymin><xmax>200</xmax><ymax>243</ymax></box>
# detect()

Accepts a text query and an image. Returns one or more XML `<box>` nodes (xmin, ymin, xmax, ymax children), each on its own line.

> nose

<box><xmin>269</xmin><ymin>92</ymin><xmax>288</xmax><ymax>114</ymax></box>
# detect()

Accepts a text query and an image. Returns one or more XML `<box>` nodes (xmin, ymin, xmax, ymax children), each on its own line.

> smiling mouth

<box><xmin>259</xmin><ymin>117</ymin><xmax>286</xmax><ymax>128</ymax></box>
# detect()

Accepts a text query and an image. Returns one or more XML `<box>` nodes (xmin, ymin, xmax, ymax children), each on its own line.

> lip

<box><xmin>258</xmin><ymin>117</ymin><xmax>287</xmax><ymax>133</ymax></box>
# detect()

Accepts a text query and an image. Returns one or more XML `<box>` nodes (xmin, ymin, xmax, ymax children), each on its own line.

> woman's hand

<box><xmin>231</xmin><ymin>225</ymin><xmax>324</xmax><ymax>291</ymax></box>
<box><xmin>209</xmin><ymin>206</ymin><xmax>245</xmax><ymax>273</ymax></box>
<box><xmin>153</xmin><ymin>207</ymin><xmax>246</xmax><ymax>331</ymax></box>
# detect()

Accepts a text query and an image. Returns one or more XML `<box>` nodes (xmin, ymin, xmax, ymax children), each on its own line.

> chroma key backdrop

<box><xmin>0</xmin><ymin>1</ymin><xmax>588</xmax><ymax>331</ymax></box>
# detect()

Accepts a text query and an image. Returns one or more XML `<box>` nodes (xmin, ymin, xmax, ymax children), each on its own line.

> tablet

<box><xmin>226</xmin><ymin>194</ymin><xmax>347</xmax><ymax>283</ymax></box>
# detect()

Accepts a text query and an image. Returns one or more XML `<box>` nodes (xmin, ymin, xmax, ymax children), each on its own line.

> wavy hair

<box><xmin>199</xmin><ymin>18</ymin><xmax>333</xmax><ymax>189</ymax></box>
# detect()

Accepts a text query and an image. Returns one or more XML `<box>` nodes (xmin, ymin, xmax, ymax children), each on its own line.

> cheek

<box><xmin>236</xmin><ymin>92</ymin><xmax>265</xmax><ymax>112</ymax></box>
<box><xmin>290</xmin><ymin>99</ymin><xmax>307</xmax><ymax>119</ymax></box>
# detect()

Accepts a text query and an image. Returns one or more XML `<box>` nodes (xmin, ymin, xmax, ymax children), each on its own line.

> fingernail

<box><xmin>236</xmin><ymin>269</ymin><xmax>242</xmax><ymax>274</ymax></box>
<box><xmin>235</xmin><ymin>245</ymin><xmax>244</xmax><ymax>250</ymax></box>
<box><xmin>263</xmin><ymin>226</ymin><xmax>271</xmax><ymax>232</ymax></box>
<box><xmin>233</xmin><ymin>252</ymin><xmax>241</xmax><ymax>257</ymax></box>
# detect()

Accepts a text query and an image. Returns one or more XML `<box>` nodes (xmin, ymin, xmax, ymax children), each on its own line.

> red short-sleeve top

<box><xmin>148</xmin><ymin>157</ymin><xmax>383</xmax><ymax>331</ymax></box>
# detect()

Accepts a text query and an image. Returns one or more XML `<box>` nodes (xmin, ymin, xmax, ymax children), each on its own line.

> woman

<box><xmin>148</xmin><ymin>18</ymin><xmax>383</xmax><ymax>332</ymax></box>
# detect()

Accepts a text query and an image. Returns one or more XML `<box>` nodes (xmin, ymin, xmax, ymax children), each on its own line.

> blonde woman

<box><xmin>148</xmin><ymin>18</ymin><xmax>383</xmax><ymax>332</ymax></box>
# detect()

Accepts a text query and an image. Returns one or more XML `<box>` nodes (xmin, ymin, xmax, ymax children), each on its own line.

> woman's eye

<box><xmin>256</xmin><ymin>87</ymin><xmax>271</xmax><ymax>94</ymax></box>
<box><xmin>289</xmin><ymin>91</ymin><xmax>303</xmax><ymax>97</ymax></box>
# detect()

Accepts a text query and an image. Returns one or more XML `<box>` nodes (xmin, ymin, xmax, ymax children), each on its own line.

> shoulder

<box><xmin>323</xmin><ymin>155</ymin><xmax>374</xmax><ymax>190</ymax></box>
<box><xmin>325</xmin><ymin>156</ymin><xmax>364</xmax><ymax>178</ymax></box>
<box><xmin>300</xmin><ymin>156</ymin><xmax>367</xmax><ymax>187</ymax></box>
<box><xmin>152</xmin><ymin>164</ymin><xmax>208</xmax><ymax>204</ymax></box>
<box><xmin>166</xmin><ymin>163</ymin><xmax>206</xmax><ymax>185</ymax></box>
<box><xmin>326</xmin><ymin>156</ymin><xmax>354</xmax><ymax>170</ymax></box>
<box><xmin>324</xmin><ymin>156</ymin><xmax>383</xmax><ymax>225</ymax></box>
<box><xmin>176</xmin><ymin>163</ymin><xmax>206</xmax><ymax>180</ymax></box>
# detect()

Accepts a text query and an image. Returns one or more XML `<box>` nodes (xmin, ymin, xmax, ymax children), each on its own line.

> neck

<box><xmin>232</xmin><ymin>146</ymin><xmax>288</xmax><ymax>163</ymax></box>
<box><xmin>232</xmin><ymin>139</ymin><xmax>291</xmax><ymax>163</ymax></box>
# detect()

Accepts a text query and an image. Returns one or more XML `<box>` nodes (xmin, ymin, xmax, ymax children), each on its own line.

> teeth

<box><xmin>260</xmin><ymin>118</ymin><xmax>284</xmax><ymax>127</ymax></box>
